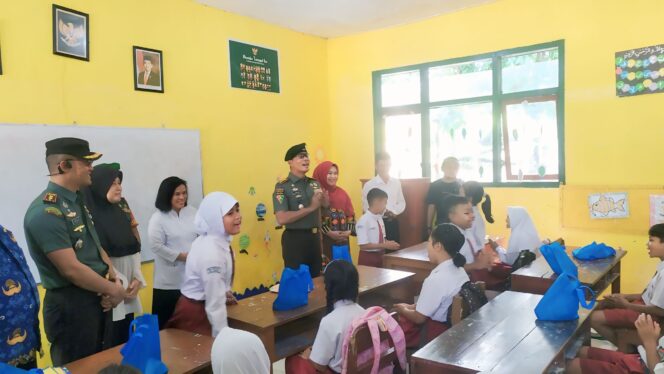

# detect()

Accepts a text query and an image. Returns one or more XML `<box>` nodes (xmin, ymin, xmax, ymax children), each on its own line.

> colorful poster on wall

<box><xmin>229</xmin><ymin>40</ymin><xmax>280</xmax><ymax>93</ymax></box>
<box><xmin>650</xmin><ymin>195</ymin><xmax>664</xmax><ymax>226</ymax></box>
<box><xmin>615</xmin><ymin>44</ymin><xmax>664</xmax><ymax>97</ymax></box>
<box><xmin>588</xmin><ymin>192</ymin><xmax>629</xmax><ymax>219</ymax></box>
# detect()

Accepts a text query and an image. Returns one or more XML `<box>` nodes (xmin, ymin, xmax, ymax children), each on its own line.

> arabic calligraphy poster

<box><xmin>615</xmin><ymin>44</ymin><xmax>664</xmax><ymax>97</ymax></box>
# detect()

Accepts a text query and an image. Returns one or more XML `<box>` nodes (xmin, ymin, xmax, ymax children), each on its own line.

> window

<box><xmin>372</xmin><ymin>41</ymin><xmax>564</xmax><ymax>186</ymax></box>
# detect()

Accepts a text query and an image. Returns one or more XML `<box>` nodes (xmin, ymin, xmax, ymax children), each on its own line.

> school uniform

<box><xmin>167</xmin><ymin>192</ymin><xmax>236</xmax><ymax>337</ymax></box>
<box><xmin>454</xmin><ymin>224</ymin><xmax>510</xmax><ymax>291</ymax></box>
<box><xmin>400</xmin><ymin>259</ymin><xmax>469</xmax><ymax>348</ymax></box>
<box><xmin>603</xmin><ymin>261</ymin><xmax>664</xmax><ymax>328</ymax></box>
<box><xmin>578</xmin><ymin>335</ymin><xmax>664</xmax><ymax>374</ymax></box>
<box><xmin>361</xmin><ymin>176</ymin><xmax>405</xmax><ymax>242</ymax></box>
<box><xmin>356</xmin><ymin>211</ymin><xmax>387</xmax><ymax>267</ymax></box>
<box><xmin>495</xmin><ymin>206</ymin><xmax>541</xmax><ymax>265</ymax></box>
<box><xmin>469</xmin><ymin>206</ymin><xmax>486</xmax><ymax>250</ymax></box>
<box><xmin>211</xmin><ymin>327</ymin><xmax>270</xmax><ymax>374</ymax></box>
<box><xmin>286</xmin><ymin>300</ymin><xmax>366</xmax><ymax>374</ymax></box>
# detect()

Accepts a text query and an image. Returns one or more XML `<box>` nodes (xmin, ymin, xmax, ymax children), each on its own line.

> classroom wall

<box><xmin>327</xmin><ymin>0</ymin><xmax>664</xmax><ymax>294</ymax></box>
<box><xmin>0</xmin><ymin>0</ymin><xmax>329</xmax><ymax>366</ymax></box>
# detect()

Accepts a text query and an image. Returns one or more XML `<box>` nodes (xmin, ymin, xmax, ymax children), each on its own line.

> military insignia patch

<box><xmin>74</xmin><ymin>239</ymin><xmax>84</xmax><ymax>250</ymax></box>
<box><xmin>73</xmin><ymin>225</ymin><xmax>85</xmax><ymax>233</ymax></box>
<box><xmin>65</xmin><ymin>211</ymin><xmax>77</xmax><ymax>218</ymax></box>
<box><xmin>43</xmin><ymin>193</ymin><xmax>58</xmax><ymax>204</ymax></box>
<box><xmin>276</xmin><ymin>194</ymin><xmax>284</xmax><ymax>204</ymax></box>
<box><xmin>45</xmin><ymin>207</ymin><xmax>63</xmax><ymax>217</ymax></box>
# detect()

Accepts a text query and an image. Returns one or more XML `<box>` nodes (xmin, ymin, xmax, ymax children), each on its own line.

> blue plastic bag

<box><xmin>535</xmin><ymin>272</ymin><xmax>596</xmax><ymax>321</ymax></box>
<box><xmin>332</xmin><ymin>244</ymin><xmax>352</xmax><ymax>263</ymax></box>
<box><xmin>540</xmin><ymin>242</ymin><xmax>578</xmax><ymax>277</ymax></box>
<box><xmin>572</xmin><ymin>242</ymin><xmax>616</xmax><ymax>261</ymax></box>
<box><xmin>273</xmin><ymin>265</ymin><xmax>312</xmax><ymax>311</ymax></box>
<box><xmin>121</xmin><ymin>314</ymin><xmax>168</xmax><ymax>374</ymax></box>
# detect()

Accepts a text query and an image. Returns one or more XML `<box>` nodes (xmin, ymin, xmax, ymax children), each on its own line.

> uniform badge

<box><xmin>276</xmin><ymin>194</ymin><xmax>284</xmax><ymax>204</ymax></box>
<box><xmin>74</xmin><ymin>239</ymin><xmax>84</xmax><ymax>250</ymax></box>
<box><xmin>66</xmin><ymin>211</ymin><xmax>77</xmax><ymax>218</ymax></box>
<box><xmin>298</xmin><ymin>204</ymin><xmax>304</xmax><ymax>210</ymax></box>
<box><xmin>43</xmin><ymin>192</ymin><xmax>58</xmax><ymax>204</ymax></box>
<box><xmin>44</xmin><ymin>207</ymin><xmax>63</xmax><ymax>217</ymax></box>
<box><xmin>292</xmin><ymin>187</ymin><xmax>299</xmax><ymax>192</ymax></box>
<box><xmin>62</xmin><ymin>201</ymin><xmax>69</xmax><ymax>209</ymax></box>
<box><xmin>275</xmin><ymin>188</ymin><xmax>285</xmax><ymax>194</ymax></box>
<box><xmin>73</xmin><ymin>225</ymin><xmax>85</xmax><ymax>233</ymax></box>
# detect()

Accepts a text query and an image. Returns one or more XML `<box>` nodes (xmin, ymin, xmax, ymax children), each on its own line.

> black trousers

<box><xmin>43</xmin><ymin>286</ymin><xmax>106</xmax><ymax>366</ymax></box>
<box><xmin>383</xmin><ymin>217</ymin><xmax>401</xmax><ymax>243</ymax></box>
<box><xmin>282</xmin><ymin>229</ymin><xmax>322</xmax><ymax>278</ymax></box>
<box><xmin>152</xmin><ymin>288</ymin><xmax>181</xmax><ymax>329</ymax></box>
<box><xmin>103</xmin><ymin>312</ymin><xmax>134</xmax><ymax>349</ymax></box>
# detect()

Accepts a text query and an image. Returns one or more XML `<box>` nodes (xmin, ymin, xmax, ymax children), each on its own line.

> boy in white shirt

<box><xmin>590</xmin><ymin>223</ymin><xmax>664</xmax><ymax>348</ymax></box>
<box><xmin>361</xmin><ymin>152</ymin><xmax>406</xmax><ymax>242</ymax></box>
<box><xmin>356</xmin><ymin>188</ymin><xmax>400</xmax><ymax>267</ymax></box>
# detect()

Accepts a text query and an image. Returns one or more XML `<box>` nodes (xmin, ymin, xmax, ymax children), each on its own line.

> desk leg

<box><xmin>612</xmin><ymin>262</ymin><xmax>621</xmax><ymax>294</ymax></box>
<box><xmin>256</xmin><ymin>328</ymin><xmax>276</xmax><ymax>363</ymax></box>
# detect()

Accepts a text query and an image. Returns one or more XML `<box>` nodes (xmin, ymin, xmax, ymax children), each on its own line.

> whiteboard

<box><xmin>0</xmin><ymin>124</ymin><xmax>203</xmax><ymax>283</ymax></box>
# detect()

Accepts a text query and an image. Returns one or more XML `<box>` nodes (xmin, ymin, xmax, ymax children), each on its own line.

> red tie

<box><xmin>378</xmin><ymin>219</ymin><xmax>385</xmax><ymax>243</ymax></box>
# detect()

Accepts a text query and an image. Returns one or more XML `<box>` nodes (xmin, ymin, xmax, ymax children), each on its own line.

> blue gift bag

<box><xmin>121</xmin><ymin>314</ymin><xmax>167</xmax><ymax>374</ymax></box>
<box><xmin>540</xmin><ymin>242</ymin><xmax>578</xmax><ymax>277</ymax></box>
<box><xmin>332</xmin><ymin>244</ymin><xmax>352</xmax><ymax>263</ymax></box>
<box><xmin>573</xmin><ymin>242</ymin><xmax>616</xmax><ymax>261</ymax></box>
<box><xmin>273</xmin><ymin>265</ymin><xmax>312</xmax><ymax>311</ymax></box>
<box><xmin>535</xmin><ymin>272</ymin><xmax>596</xmax><ymax>321</ymax></box>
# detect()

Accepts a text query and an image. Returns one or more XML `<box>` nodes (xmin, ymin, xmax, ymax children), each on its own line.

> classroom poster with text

<box><xmin>615</xmin><ymin>44</ymin><xmax>664</xmax><ymax>97</ymax></box>
<box><xmin>229</xmin><ymin>40</ymin><xmax>280</xmax><ymax>93</ymax></box>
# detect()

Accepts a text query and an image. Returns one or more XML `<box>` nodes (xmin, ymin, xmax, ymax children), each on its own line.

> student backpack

<box><xmin>340</xmin><ymin>306</ymin><xmax>407</xmax><ymax>374</ymax></box>
<box><xmin>447</xmin><ymin>281</ymin><xmax>489</xmax><ymax>324</ymax></box>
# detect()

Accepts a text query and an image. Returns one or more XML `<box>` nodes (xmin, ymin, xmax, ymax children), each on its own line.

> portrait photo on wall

<box><xmin>133</xmin><ymin>46</ymin><xmax>164</xmax><ymax>93</ymax></box>
<box><xmin>52</xmin><ymin>4</ymin><xmax>89</xmax><ymax>61</ymax></box>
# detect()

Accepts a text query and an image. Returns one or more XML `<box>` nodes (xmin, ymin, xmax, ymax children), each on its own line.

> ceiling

<box><xmin>196</xmin><ymin>0</ymin><xmax>496</xmax><ymax>38</ymax></box>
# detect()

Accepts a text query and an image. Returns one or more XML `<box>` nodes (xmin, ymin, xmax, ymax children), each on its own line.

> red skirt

<box><xmin>398</xmin><ymin>317</ymin><xmax>449</xmax><ymax>348</ymax></box>
<box><xmin>285</xmin><ymin>355</ymin><xmax>336</xmax><ymax>374</ymax></box>
<box><xmin>603</xmin><ymin>299</ymin><xmax>645</xmax><ymax>328</ymax></box>
<box><xmin>358</xmin><ymin>249</ymin><xmax>385</xmax><ymax>268</ymax></box>
<box><xmin>579</xmin><ymin>347</ymin><xmax>644</xmax><ymax>374</ymax></box>
<box><xmin>165</xmin><ymin>295</ymin><xmax>212</xmax><ymax>336</ymax></box>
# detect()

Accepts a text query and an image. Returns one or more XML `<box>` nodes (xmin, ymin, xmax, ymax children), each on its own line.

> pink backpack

<box><xmin>340</xmin><ymin>306</ymin><xmax>407</xmax><ymax>374</ymax></box>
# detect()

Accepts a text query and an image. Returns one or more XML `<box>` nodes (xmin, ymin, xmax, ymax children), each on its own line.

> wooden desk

<box><xmin>511</xmin><ymin>249</ymin><xmax>626</xmax><ymax>296</ymax></box>
<box><xmin>411</xmin><ymin>291</ymin><xmax>592</xmax><ymax>374</ymax></box>
<box><xmin>227</xmin><ymin>265</ymin><xmax>415</xmax><ymax>363</ymax></box>
<box><xmin>65</xmin><ymin>328</ymin><xmax>214</xmax><ymax>374</ymax></box>
<box><xmin>383</xmin><ymin>241</ymin><xmax>431</xmax><ymax>291</ymax></box>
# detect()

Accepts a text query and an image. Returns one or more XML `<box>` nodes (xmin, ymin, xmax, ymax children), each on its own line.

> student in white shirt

<box><xmin>590</xmin><ymin>223</ymin><xmax>664</xmax><ymax>347</ymax></box>
<box><xmin>488</xmin><ymin>206</ymin><xmax>540</xmax><ymax>265</ymax></box>
<box><xmin>148</xmin><ymin>176</ymin><xmax>198</xmax><ymax>329</ymax></box>
<box><xmin>286</xmin><ymin>260</ymin><xmax>365</xmax><ymax>374</ymax></box>
<box><xmin>394</xmin><ymin>223</ymin><xmax>469</xmax><ymax>348</ymax></box>
<box><xmin>356</xmin><ymin>188</ymin><xmax>400</xmax><ymax>267</ymax></box>
<box><xmin>166</xmin><ymin>192</ymin><xmax>240</xmax><ymax>337</ymax></box>
<box><xmin>567</xmin><ymin>313</ymin><xmax>664</xmax><ymax>374</ymax></box>
<box><xmin>461</xmin><ymin>181</ymin><xmax>494</xmax><ymax>249</ymax></box>
<box><xmin>361</xmin><ymin>152</ymin><xmax>405</xmax><ymax>243</ymax></box>
<box><xmin>211</xmin><ymin>327</ymin><xmax>270</xmax><ymax>374</ymax></box>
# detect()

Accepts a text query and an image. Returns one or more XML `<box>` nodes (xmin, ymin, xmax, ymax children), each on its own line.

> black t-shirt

<box><xmin>426</xmin><ymin>179</ymin><xmax>462</xmax><ymax>225</ymax></box>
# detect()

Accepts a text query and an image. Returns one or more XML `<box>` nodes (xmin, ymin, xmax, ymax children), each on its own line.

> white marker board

<box><xmin>0</xmin><ymin>124</ymin><xmax>203</xmax><ymax>283</ymax></box>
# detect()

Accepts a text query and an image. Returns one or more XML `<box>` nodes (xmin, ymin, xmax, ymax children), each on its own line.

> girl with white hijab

<box><xmin>489</xmin><ymin>206</ymin><xmax>541</xmax><ymax>264</ymax></box>
<box><xmin>211</xmin><ymin>327</ymin><xmax>270</xmax><ymax>374</ymax></box>
<box><xmin>166</xmin><ymin>192</ymin><xmax>241</xmax><ymax>337</ymax></box>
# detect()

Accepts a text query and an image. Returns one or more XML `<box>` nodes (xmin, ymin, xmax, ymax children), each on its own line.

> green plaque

<box><xmin>229</xmin><ymin>40</ymin><xmax>280</xmax><ymax>93</ymax></box>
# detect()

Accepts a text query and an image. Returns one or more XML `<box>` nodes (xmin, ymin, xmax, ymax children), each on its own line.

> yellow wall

<box><xmin>327</xmin><ymin>0</ymin><xmax>664</xmax><ymax>295</ymax></box>
<box><xmin>0</xmin><ymin>0</ymin><xmax>329</xmax><ymax>366</ymax></box>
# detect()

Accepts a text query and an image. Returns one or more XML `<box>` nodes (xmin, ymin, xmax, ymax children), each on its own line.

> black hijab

<box><xmin>84</xmin><ymin>164</ymin><xmax>141</xmax><ymax>257</ymax></box>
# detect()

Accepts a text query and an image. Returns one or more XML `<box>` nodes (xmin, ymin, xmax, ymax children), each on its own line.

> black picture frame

<box><xmin>52</xmin><ymin>4</ymin><xmax>89</xmax><ymax>61</ymax></box>
<box><xmin>0</xmin><ymin>44</ymin><xmax>3</xmax><ymax>75</ymax></box>
<box><xmin>133</xmin><ymin>46</ymin><xmax>164</xmax><ymax>93</ymax></box>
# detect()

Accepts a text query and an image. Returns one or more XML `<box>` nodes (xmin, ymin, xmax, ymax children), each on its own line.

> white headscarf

<box><xmin>211</xmin><ymin>327</ymin><xmax>270</xmax><ymax>374</ymax></box>
<box><xmin>194</xmin><ymin>191</ymin><xmax>238</xmax><ymax>241</ymax></box>
<box><xmin>505</xmin><ymin>206</ymin><xmax>541</xmax><ymax>263</ymax></box>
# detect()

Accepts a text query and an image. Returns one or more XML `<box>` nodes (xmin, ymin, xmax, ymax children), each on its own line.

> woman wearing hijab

<box><xmin>211</xmin><ymin>327</ymin><xmax>270</xmax><ymax>374</ymax></box>
<box><xmin>84</xmin><ymin>164</ymin><xmax>146</xmax><ymax>348</ymax></box>
<box><xmin>166</xmin><ymin>192</ymin><xmax>241</xmax><ymax>337</ymax></box>
<box><xmin>312</xmin><ymin>161</ymin><xmax>355</xmax><ymax>261</ymax></box>
<box><xmin>489</xmin><ymin>206</ymin><xmax>541</xmax><ymax>265</ymax></box>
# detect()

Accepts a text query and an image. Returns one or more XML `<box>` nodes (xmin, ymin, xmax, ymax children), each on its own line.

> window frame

<box><xmin>372</xmin><ymin>40</ymin><xmax>565</xmax><ymax>187</ymax></box>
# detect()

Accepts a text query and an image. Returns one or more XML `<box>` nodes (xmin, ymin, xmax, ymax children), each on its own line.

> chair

<box><xmin>448</xmin><ymin>281</ymin><xmax>486</xmax><ymax>325</ymax></box>
<box><xmin>345</xmin><ymin>312</ymin><xmax>404</xmax><ymax>374</ymax></box>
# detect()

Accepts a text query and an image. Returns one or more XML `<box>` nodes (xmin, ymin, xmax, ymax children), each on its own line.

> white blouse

<box><xmin>147</xmin><ymin>206</ymin><xmax>198</xmax><ymax>289</ymax></box>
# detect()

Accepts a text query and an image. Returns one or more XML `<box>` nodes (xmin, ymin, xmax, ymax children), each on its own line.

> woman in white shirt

<box><xmin>148</xmin><ymin>177</ymin><xmax>198</xmax><ymax>329</ymax></box>
<box><xmin>166</xmin><ymin>191</ymin><xmax>240</xmax><ymax>337</ymax></box>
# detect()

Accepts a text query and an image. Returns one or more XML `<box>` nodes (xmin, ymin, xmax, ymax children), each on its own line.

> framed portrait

<box><xmin>0</xmin><ymin>44</ymin><xmax>3</xmax><ymax>75</ymax></box>
<box><xmin>133</xmin><ymin>46</ymin><xmax>164</xmax><ymax>93</ymax></box>
<box><xmin>52</xmin><ymin>4</ymin><xmax>89</xmax><ymax>61</ymax></box>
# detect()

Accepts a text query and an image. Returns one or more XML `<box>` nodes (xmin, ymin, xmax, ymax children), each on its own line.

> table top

<box><xmin>412</xmin><ymin>291</ymin><xmax>592</xmax><ymax>373</ymax></box>
<box><xmin>383</xmin><ymin>241</ymin><xmax>429</xmax><ymax>262</ymax></box>
<box><xmin>512</xmin><ymin>248</ymin><xmax>626</xmax><ymax>285</ymax></box>
<box><xmin>227</xmin><ymin>265</ymin><xmax>414</xmax><ymax>330</ymax></box>
<box><xmin>65</xmin><ymin>329</ymin><xmax>214</xmax><ymax>374</ymax></box>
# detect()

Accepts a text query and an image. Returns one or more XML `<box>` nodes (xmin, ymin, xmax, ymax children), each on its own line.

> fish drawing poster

<box><xmin>588</xmin><ymin>192</ymin><xmax>629</xmax><ymax>219</ymax></box>
<box><xmin>650</xmin><ymin>195</ymin><xmax>664</xmax><ymax>226</ymax></box>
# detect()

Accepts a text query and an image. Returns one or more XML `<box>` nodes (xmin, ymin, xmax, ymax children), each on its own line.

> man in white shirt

<box><xmin>361</xmin><ymin>152</ymin><xmax>406</xmax><ymax>243</ymax></box>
